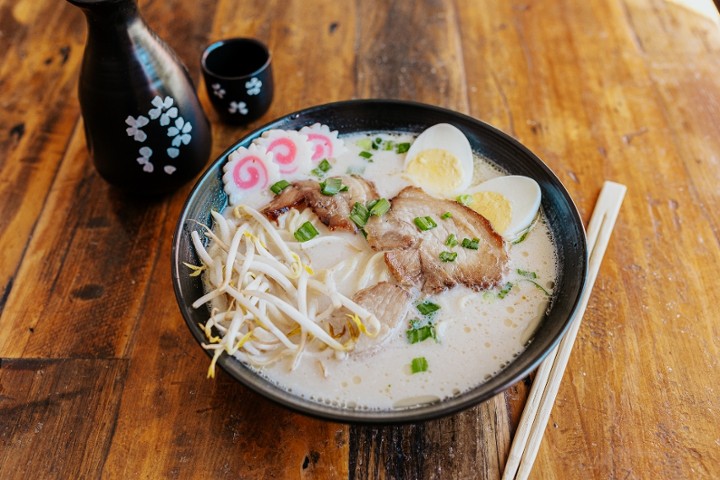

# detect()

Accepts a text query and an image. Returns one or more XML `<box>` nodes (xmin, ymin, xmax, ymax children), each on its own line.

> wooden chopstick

<box><xmin>502</xmin><ymin>181</ymin><xmax>627</xmax><ymax>480</ymax></box>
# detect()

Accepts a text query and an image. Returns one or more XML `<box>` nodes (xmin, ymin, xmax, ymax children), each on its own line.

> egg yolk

<box><xmin>406</xmin><ymin>149</ymin><xmax>463</xmax><ymax>192</ymax></box>
<box><xmin>469</xmin><ymin>191</ymin><xmax>512</xmax><ymax>234</ymax></box>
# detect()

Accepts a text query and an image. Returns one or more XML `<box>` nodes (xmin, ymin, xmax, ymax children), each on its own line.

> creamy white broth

<box><xmin>205</xmin><ymin>131</ymin><xmax>557</xmax><ymax>411</ymax></box>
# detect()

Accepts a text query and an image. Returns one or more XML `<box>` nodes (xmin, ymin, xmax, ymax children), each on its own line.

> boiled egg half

<box><xmin>403</xmin><ymin>123</ymin><xmax>474</xmax><ymax>197</ymax></box>
<box><xmin>463</xmin><ymin>175</ymin><xmax>541</xmax><ymax>241</ymax></box>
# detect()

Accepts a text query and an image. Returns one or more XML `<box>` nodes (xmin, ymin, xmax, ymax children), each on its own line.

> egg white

<box><xmin>464</xmin><ymin>175</ymin><xmax>541</xmax><ymax>240</ymax></box>
<box><xmin>403</xmin><ymin>123</ymin><xmax>474</xmax><ymax>197</ymax></box>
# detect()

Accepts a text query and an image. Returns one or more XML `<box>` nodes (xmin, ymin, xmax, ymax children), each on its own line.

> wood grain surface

<box><xmin>1</xmin><ymin>0</ymin><xmax>719</xmax><ymax>478</ymax></box>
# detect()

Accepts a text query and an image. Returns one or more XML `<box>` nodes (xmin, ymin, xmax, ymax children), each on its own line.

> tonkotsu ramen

<box><xmin>188</xmin><ymin>123</ymin><xmax>557</xmax><ymax>410</ymax></box>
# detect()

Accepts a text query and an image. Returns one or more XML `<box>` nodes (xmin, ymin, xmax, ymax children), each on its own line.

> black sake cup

<box><xmin>201</xmin><ymin>38</ymin><xmax>274</xmax><ymax>125</ymax></box>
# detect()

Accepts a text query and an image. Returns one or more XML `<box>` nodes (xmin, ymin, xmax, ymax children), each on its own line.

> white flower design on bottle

<box><xmin>126</xmin><ymin>95</ymin><xmax>193</xmax><ymax>174</ymax></box>
<box><xmin>168</xmin><ymin>117</ymin><xmax>192</xmax><ymax>146</ymax></box>
<box><xmin>136</xmin><ymin>146</ymin><xmax>153</xmax><ymax>172</ymax></box>
<box><xmin>245</xmin><ymin>77</ymin><xmax>262</xmax><ymax>96</ymax></box>
<box><xmin>148</xmin><ymin>96</ymin><xmax>178</xmax><ymax>126</ymax></box>
<box><xmin>125</xmin><ymin>115</ymin><xmax>149</xmax><ymax>142</ymax></box>
<box><xmin>229</xmin><ymin>101</ymin><xmax>248</xmax><ymax>115</ymax></box>
<box><xmin>212</xmin><ymin>83</ymin><xmax>226</xmax><ymax>99</ymax></box>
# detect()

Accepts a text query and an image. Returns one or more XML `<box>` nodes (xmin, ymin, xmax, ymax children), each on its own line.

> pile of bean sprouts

<box><xmin>189</xmin><ymin>205</ymin><xmax>390</xmax><ymax>377</ymax></box>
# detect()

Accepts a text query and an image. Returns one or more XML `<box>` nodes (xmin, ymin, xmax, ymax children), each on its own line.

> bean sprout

<box><xmin>190</xmin><ymin>204</ymin><xmax>389</xmax><ymax>376</ymax></box>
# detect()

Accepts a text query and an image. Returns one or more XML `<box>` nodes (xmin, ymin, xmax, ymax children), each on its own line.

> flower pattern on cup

<box><xmin>136</xmin><ymin>146</ymin><xmax>154</xmax><ymax>172</ymax></box>
<box><xmin>211</xmin><ymin>83</ymin><xmax>226</xmax><ymax>99</ymax></box>
<box><xmin>245</xmin><ymin>77</ymin><xmax>262</xmax><ymax>96</ymax></box>
<box><xmin>125</xmin><ymin>115</ymin><xmax>149</xmax><ymax>142</ymax></box>
<box><xmin>229</xmin><ymin>101</ymin><xmax>249</xmax><ymax>115</ymax></box>
<box><xmin>149</xmin><ymin>96</ymin><xmax>178</xmax><ymax>126</ymax></box>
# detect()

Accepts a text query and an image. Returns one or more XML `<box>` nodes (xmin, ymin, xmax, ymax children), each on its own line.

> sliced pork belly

<box><xmin>365</xmin><ymin>186</ymin><xmax>508</xmax><ymax>293</ymax></box>
<box><xmin>262</xmin><ymin>175</ymin><xmax>379</xmax><ymax>232</ymax></box>
<box><xmin>329</xmin><ymin>281</ymin><xmax>415</xmax><ymax>353</ymax></box>
<box><xmin>352</xmin><ymin>282</ymin><xmax>415</xmax><ymax>353</ymax></box>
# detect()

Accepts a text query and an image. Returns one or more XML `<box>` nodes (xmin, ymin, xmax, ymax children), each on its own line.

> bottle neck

<box><xmin>70</xmin><ymin>0</ymin><xmax>140</xmax><ymax>32</ymax></box>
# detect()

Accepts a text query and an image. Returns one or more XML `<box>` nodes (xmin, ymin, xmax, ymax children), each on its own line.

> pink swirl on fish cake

<box><xmin>255</xmin><ymin>130</ymin><xmax>313</xmax><ymax>176</ymax></box>
<box><xmin>300</xmin><ymin>123</ymin><xmax>347</xmax><ymax>163</ymax></box>
<box><xmin>222</xmin><ymin>144</ymin><xmax>279</xmax><ymax>206</ymax></box>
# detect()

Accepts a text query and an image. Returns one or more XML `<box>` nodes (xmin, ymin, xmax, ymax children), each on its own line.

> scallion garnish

<box><xmin>359</xmin><ymin>150</ymin><xmax>373</xmax><ymax>160</ymax></box>
<box><xmin>407</xmin><ymin>325</ymin><xmax>436</xmax><ymax>344</ymax></box>
<box><xmin>310</xmin><ymin>159</ymin><xmax>332</xmax><ymax>178</ymax></box>
<box><xmin>410</xmin><ymin>357</ymin><xmax>429</xmax><ymax>373</ymax></box>
<box><xmin>439</xmin><ymin>251</ymin><xmax>457</xmax><ymax>262</ymax></box>
<box><xmin>293</xmin><ymin>221</ymin><xmax>319</xmax><ymax>242</ymax></box>
<box><xmin>516</xmin><ymin>269</ymin><xmax>550</xmax><ymax>296</ymax></box>
<box><xmin>356</xmin><ymin>138</ymin><xmax>373</xmax><ymax>150</ymax></box>
<box><xmin>349</xmin><ymin>202</ymin><xmax>370</xmax><ymax>227</ymax></box>
<box><xmin>416</xmin><ymin>301</ymin><xmax>440</xmax><ymax>316</ymax></box>
<box><xmin>406</xmin><ymin>301</ymin><xmax>440</xmax><ymax>345</ymax></box>
<box><xmin>395</xmin><ymin>142</ymin><xmax>411</xmax><ymax>154</ymax></box>
<box><xmin>456</xmin><ymin>194</ymin><xmax>473</xmax><ymax>206</ymax></box>
<box><xmin>461</xmin><ymin>237</ymin><xmax>480</xmax><ymax>250</ymax></box>
<box><xmin>270</xmin><ymin>179</ymin><xmax>291</xmax><ymax>195</ymax></box>
<box><xmin>384</xmin><ymin>140</ymin><xmax>395</xmax><ymax>151</ymax></box>
<box><xmin>498</xmin><ymin>282</ymin><xmax>513</xmax><ymax>299</ymax></box>
<box><xmin>413</xmin><ymin>216</ymin><xmax>437</xmax><ymax>231</ymax></box>
<box><xmin>512</xmin><ymin>231</ymin><xmax>529</xmax><ymax>245</ymax></box>
<box><xmin>441</xmin><ymin>211</ymin><xmax>452</xmax><ymax>219</ymax></box>
<box><xmin>517</xmin><ymin>269</ymin><xmax>537</xmax><ymax>279</ymax></box>
<box><xmin>445</xmin><ymin>233</ymin><xmax>458</xmax><ymax>247</ymax></box>
<box><xmin>318</xmin><ymin>159</ymin><xmax>331</xmax><ymax>171</ymax></box>
<box><xmin>320</xmin><ymin>177</ymin><xmax>347</xmax><ymax>196</ymax></box>
<box><xmin>369</xmin><ymin>198</ymin><xmax>390</xmax><ymax>216</ymax></box>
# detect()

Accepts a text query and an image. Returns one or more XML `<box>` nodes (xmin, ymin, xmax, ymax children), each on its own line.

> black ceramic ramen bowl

<box><xmin>172</xmin><ymin>99</ymin><xmax>588</xmax><ymax>423</ymax></box>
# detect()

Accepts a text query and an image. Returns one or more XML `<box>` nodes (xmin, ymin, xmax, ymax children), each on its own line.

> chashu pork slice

<box><xmin>365</xmin><ymin>186</ymin><xmax>508</xmax><ymax>293</ymax></box>
<box><xmin>261</xmin><ymin>175</ymin><xmax>379</xmax><ymax>232</ymax></box>
<box><xmin>329</xmin><ymin>281</ymin><xmax>415</xmax><ymax>354</ymax></box>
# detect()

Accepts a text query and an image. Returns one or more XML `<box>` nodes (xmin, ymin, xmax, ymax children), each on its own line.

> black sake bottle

<box><xmin>67</xmin><ymin>0</ymin><xmax>211</xmax><ymax>195</ymax></box>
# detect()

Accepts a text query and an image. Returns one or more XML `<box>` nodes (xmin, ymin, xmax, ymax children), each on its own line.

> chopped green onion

<box><xmin>416</xmin><ymin>301</ymin><xmax>440</xmax><ymax>316</ymax></box>
<box><xmin>461</xmin><ymin>237</ymin><xmax>480</xmax><ymax>250</ymax></box>
<box><xmin>512</xmin><ymin>229</ymin><xmax>530</xmax><ymax>245</ymax></box>
<box><xmin>413</xmin><ymin>216</ymin><xmax>437</xmax><ymax>231</ymax></box>
<box><xmin>456</xmin><ymin>194</ymin><xmax>473</xmax><ymax>206</ymax></box>
<box><xmin>359</xmin><ymin>150</ymin><xmax>373</xmax><ymax>160</ymax></box>
<box><xmin>369</xmin><ymin>198</ymin><xmax>390</xmax><ymax>216</ymax></box>
<box><xmin>498</xmin><ymin>282</ymin><xmax>513</xmax><ymax>299</ymax></box>
<box><xmin>383</xmin><ymin>140</ymin><xmax>395</xmax><ymax>151</ymax></box>
<box><xmin>320</xmin><ymin>177</ymin><xmax>347</xmax><ymax>196</ymax></box>
<box><xmin>439</xmin><ymin>251</ymin><xmax>457</xmax><ymax>262</ymax></box>
<box><xmin>526</xmin><ymin>280</ymin><xmax>551</xmax><ymax>296</ymax></box>
<box><xmin>406</xmin><ymin>325</ymin><xmax>436</xmax><ymax>344</ymax></box>
<box><xmin>355</xmin><ymin>138</ymin><xmax>373</xmax><ymax>150</ymax></box>
<box><xmin>517</xmin><ymin>269</ymin><xmax>537</xmax><ymax>279</ymax></box>
<box><xmin>270</xmin><ymin>179</ymin><xmax>291</xmax><ymax>195</ymax></box>
<box><xmin>441</xmin><ymin>211</ymin><xmax>452</xmax><ymax>219</ymax></box>
<box><xmin>395</xmin><ymin>142</ymin><xmax>411</xmax><ymax>154</ymax></box>
<box><xmin>349</xmin><ymin>202</ymin><xmax>370</xmax><ymax>227</ymax></box>
<box><xmin>311</xmin><ymin>159</ymin><xmax>332</xmax><ymax>177</ymax></box>
<box><xmin>318</xmin><ymin>159</ymin><xmax>331</xmax><ymax>171</ymax></box>
<box><xmin>410</xmin><ymin>357</ymin><xmax>429</xmax><ymax>373</ymax></box>
<box><xmin>293</xmin><ymin>221</ymin><xmax>319</xmax><ymax>242</ymax></box>
<box><xmin>445</xmin><ymin>233</ymin><xmax>458</xmax><ymax>247</ymax></box>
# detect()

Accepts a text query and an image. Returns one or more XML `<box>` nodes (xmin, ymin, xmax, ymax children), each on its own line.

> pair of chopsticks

<box><xmin>502</xmin><ymin>181</ymin><xmax>627</xmax><ymax>480</ymax></box>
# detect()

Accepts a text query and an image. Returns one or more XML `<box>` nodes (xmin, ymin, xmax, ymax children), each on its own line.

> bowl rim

<box><xmin>171</xmin><ymin>98</ymin><xmax>588</xmax><ymax>424</ymax></box>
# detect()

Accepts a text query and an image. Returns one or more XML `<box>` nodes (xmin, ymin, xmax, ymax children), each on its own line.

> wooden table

<box><xmin>2</xmin><ymin>0</ymin><xmax>719</xmax><ymax>478</ymax></box>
